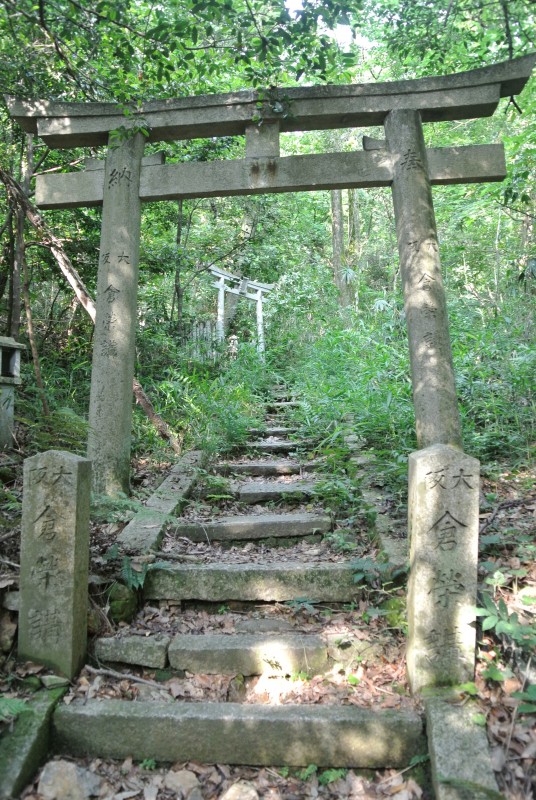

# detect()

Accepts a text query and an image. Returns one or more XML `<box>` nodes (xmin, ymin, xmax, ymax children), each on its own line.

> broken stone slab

<box><xmin>0</xmin><ymin>688</ymin><xmax>66</xmax><ymax>800</ymax></box>
<box><xmin>144</xmin><ymin>562</ymin><xmax>357</xmax><ymax>603</ymax></box>
<box><xmin>168</xmin><ymin>633</ymin><xmax>327</xmax><ymax>676</ymax></box>
<box><xmin>236</xmin><ymin>480</ymin><xmax>319</xmax><ymax>504</ymax></box>
<box><xmin>172</xmin><ymin>511</ymin><xmax>332</xmax><ymax>542</ymax></box>
<box><xmin>425</xmin><ymin>691</ymin><xmax>500</xmax><ymax>799</ymax></box>
<box><xmin>93</xmin><ymin>633</ymin><xmax>171</xmax><ymax>669</ymax></box>
<box><xmin>117</xmin><ymin>451</ymin><xmax>205</xmax><ymax>553</ymax></box>
<box><xmin>53</xmin><ymin>699</ymin><xmax>425</xmax><ymax>768</ymax></box>
<box><xmin>246</xmin><ymin>440</ymin><xmax>298</xmax><ymax>454</ymax></box>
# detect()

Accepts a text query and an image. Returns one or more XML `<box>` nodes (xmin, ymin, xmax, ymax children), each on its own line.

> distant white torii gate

<box><xmin>210</xmin><ymin>266</ymin><xmax>273</xmax><ymax>356</ymax></box>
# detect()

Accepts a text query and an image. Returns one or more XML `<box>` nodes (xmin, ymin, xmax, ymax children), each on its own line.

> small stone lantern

<box><xmin>0</xmin><ymin>336</ymin><xmax>26</xmax><ymax>449</ymax></box>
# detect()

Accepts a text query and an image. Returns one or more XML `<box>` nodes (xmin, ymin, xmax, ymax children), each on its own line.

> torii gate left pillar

<box><xmin>87</xmin><ymin>132</ymin><xmax>145</xmax><ymax>495</ymax></box>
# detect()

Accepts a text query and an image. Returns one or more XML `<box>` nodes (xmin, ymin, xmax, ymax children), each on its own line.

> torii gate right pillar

<box><xmin>385</xmin><ymin>109</ymin><xmax>479</xmax><ymax>694</ymax></box>
<box><xmin>385</xmin><ymin>109</ymin><xmax>462</xmax><ymax>451</ymax></box>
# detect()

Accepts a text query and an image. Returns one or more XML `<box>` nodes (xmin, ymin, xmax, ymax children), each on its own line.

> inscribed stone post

<box><xmin>407</xmin><ymin>444</ymin><xmax>480</xmax><ymax>692</ymax></box>
<box><xmin>0</xmin><ymin>336</ymin><xmax>25</xmax><ymax>449</ymax></box>
<box><xmin>18</xmin><ymin>450</ymin><xmax>91</xmax><ymax>679</ymax></box>
<box><xmin>384</xmin><ymin>110</ymin><xmax>462</xmax><ymax>450</ymax></box>
<box><xmin>87</xmin><ymin>132</ymin><xmax>145</xmax><ymax>495</ymax></box>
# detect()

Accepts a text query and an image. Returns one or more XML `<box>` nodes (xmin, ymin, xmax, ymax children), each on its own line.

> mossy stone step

<box><xmin>93</xmin><ymin>632</ymin><xmax>327</xmax><ymax>676</ymax></box>
<box><xmin>172</xmin><ymin>511</ymin><xmax>331</xmax><ymax>542</ymax></box>
<box><xmin>53</xmin><ymin>700</ymin><xmax>425</xmax><ymax>768</ymax></box>
<box><xmin>248</xmin><ymin>427</ymin><xmax>296</xmax><ymax>436</ymax></box>
<box><xmin>168</xmin><ymin>633</ymin><xmax>327</xmax><ymax>675</ymax></box>
<box><xmin>246</xmin><ymin>440</ymin><xmax>298</xmax><ymax>454</ymax></box>
<box><xmin>235</xmin><ymin>479</ymin><xmax>318</xmax><ymax>503</ymax></box>
<box><xmin>144</xmin><ymin>561</ymin><xmax>357</xmax><ymax>602</ymax></box>
<box><xmin>213</xmin><ymin>460</ymin><xmax>319</xmax><ymax>477</ymax></box>
<box><xmin>266</xmin><ymin>401</ymin><xmax>301</xmax><ymax>411</ymax></box>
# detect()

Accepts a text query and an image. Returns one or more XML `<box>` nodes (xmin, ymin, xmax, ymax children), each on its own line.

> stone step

<box><xmin>93</xmin><ymin>630</ymin><xmax>386</xmax><ymax>675</ymax></box>
<box><xmin>53</xmin><ymin>700</ymin><xmax>425</xmax><ymax>768</ymax></box>
<box><xmin>144</xmin><ymin>561</ymin><xmax>357</xmax><ymax>602</ymax></box>
<box><xmin>246</xmin><ymin>440</ymin><xmax>298</xmax><ymax>454</ymax></box>
<box><xmin>248</xmin><ymin>426</ymin><xmax>296</xmax><ymax>437</ymax></box>
<box><xmin>235</xmin><ymin>479</ymin><xmax>319</xmax><ymax>503</ymax></box>
<box><xmin>173</xmin><ymin>511</ymin><xmax>331</xmax><ymax>542</ymax></box>
<box><xmin>213</xmin><ymin>460</ymin><xmax>312</xmax><ymax>477</ymax></box>
<box><xmin>266</xmin><ymin>401</ymin><xmax>301</xmax><ymax>411</ymax></box>
<box><xmin>218</xmin><ymin>459</ymin><xmax>323</xmax><ymax>477</ymax></box>
<box><xmin>168</xmin><ymin>633</ymin><xmax>327</xmax><ymax>676</ymax></box>
<box><xmin>94</xmin><ymin>632</ymin><xmax>327</xmax><ymax>676</ymax></box>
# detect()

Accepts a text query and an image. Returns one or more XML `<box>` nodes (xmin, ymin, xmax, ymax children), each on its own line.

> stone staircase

<box><xmin>53</xmin><ymin>389</ymin><xmax>423</xmax><ymax>769</ymax></box>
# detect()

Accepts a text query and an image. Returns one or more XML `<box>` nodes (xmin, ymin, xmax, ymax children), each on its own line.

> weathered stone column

<box><xmin>87</xmin><ymin>132</ymin><xmax>145</xmax><ymax>495</ymax></box>
<box><xmin>384</xmin><ymin>110</ymin><xmax>462</xmax><ymax>450</ymax></box>
<box><xmin>0</xmin><ymin>337</ymin><xmax>25</xmax><ymax>449</ymax></box>
<box><xmin>256</xmin><ymin>289</ymin><xmax>265</xmax><ymax>357</ymax></box>
<box><xmin>216</xmin><ymin>276</ymin><xmax>225</xmax><ymax>343</ymax></box>
<box><xmin>407</xmin><ymin>444</ymin><xmax>479</xmax><ymax>692</ymax></box>
<box><xmin>18</xmin><ymin>450</ymin><xmax>91</xmax><ymax>679</ymax></box>
<box><xmin>384</xmin><ymin>112</ymin><xmax>479</xmax><ymax>694</ymax></box>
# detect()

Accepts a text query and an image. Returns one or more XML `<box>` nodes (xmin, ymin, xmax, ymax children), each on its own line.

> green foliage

<box><xmin>91</xmin><ymin>494</ymin><xmax>143</xmax><ymax>524</ymax></box>
<box><xmin>512</xmin><ymin>684</ymin><xmax>536</xmax><ymax>714</ymax></box>
<box><xmin>0</xmin><ymin>695</ymin><xmax>27</xmax><ymax>723</ymax></box>
<box><xmin>296</xmin><ymin>764</ymin><xmax>318</xmax><ymax>781</ymax></box>
<box><xmin>318</xmin><ymin>768</ymin><xmax>347</xmax><ymax>785</ymax></box>
<box><xmin>351</xmin><ymin>557</ymin><xmax>407</xmax><ymax>590</ymax></box>
<box><xmin>476</xmin><ymin>593</ymin><xmax>536</xmax><ymax>655</ymax></box>
<box><xmin>139</xmin><ymin>758</ymin><xmax>157</xmax><ymax>771</ymax></box>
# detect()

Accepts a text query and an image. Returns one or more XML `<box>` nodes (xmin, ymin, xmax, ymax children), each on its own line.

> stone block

<box><xmin>168</xmin><ymin>633</ymin><xmax>327</xmax><ymax>676</ymax></box>
<box><xmin>247</xmin><ymin>440</ymin><xmax>297</xmax><ymax>453</ymax></box>
<box><xmin>213</xmin><ymin>460</ymin><xmax>302</xmax><ymax>477</ymax></box>
<box><xmin>407</xmin><ymin>445</ymin><xmax>480</xmax><ymax>693</ymax></box>
<box><xmin>0</xmin><ymin>688</ymin><xmax>65</xmax><ymax>800</ymax></box>
<box><xmin>18</xmin><ymin>451</ymin><xmax>91</xmax><ymax>679</ymax></box>
<box><xmin>237</xmin><ymin>480</ymin><xmax>318</xmax><ymax>503</ymax></box>
<box><xmin>173</xmin><ymin>512</ymin><xmax>331</xmax><ymax>542</ymax></box>
<box><xmin>144</xmin><ymin>562</ymin><xmax>357</xmax><ymax>603</ymax></box>
<box><xmin>425</xmin><ymin>692</ymin><xmax>500</xmax><ymax>799</ymax></box>
<box><xmin>53</xmin><ymin>699</ymin><xmax>425</xmax><ymax>768</ymax></box>
<box><xmin>94</xmin><ymin>634</ymin><xmax>171</xmax><ymax>669</ymax></box>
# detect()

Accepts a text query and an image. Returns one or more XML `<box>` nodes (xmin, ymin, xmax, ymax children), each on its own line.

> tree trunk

<box><xmin>10</xmin><ymin>136</ymin><xmax>33</xmax><ymax>337</ymax></box>
<box><xmin>22</xmin><ymin>251</ymin><xmax>50</xmax><ymax>417</ymax></box>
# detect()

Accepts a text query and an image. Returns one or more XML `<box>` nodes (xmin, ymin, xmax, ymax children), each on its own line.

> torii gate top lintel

<box><xmin>6</xmin><ymin>54</ymin><xmax>535</xmax><ymax>148</ymax></box>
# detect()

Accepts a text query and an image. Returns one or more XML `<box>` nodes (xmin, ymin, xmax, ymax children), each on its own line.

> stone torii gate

<box><xmin>211</xmin><ymin>266</ymin><xmax>273</xmax><ymax>355</ymax></box>
<box><xmin>8</xmin><ymin>56</ymin><xmax>535</xmax><ymax>496</ymax></box>
<box><xmin>7</xmin><ymin>54</ymin><xmax>535</xmax><ymax>692</ymax></box>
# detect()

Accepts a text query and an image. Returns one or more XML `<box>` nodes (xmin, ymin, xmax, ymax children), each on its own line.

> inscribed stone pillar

<box><xmin>0</xmin><ymin>336</ymin><xmax>25</xmax><ymax>449</ymax></box>
<box><xmin>18</xmin><ymin>450</ymin><xmax>91</xmax><ymax>679</ymax></box>
<box><xmin>87</xmin><ymin>132</ymin><xmax>145</xmax><ymax>495</ymax></box>
<box><xmin>384</xmin><ymin>110</ymin><xmax>462</xmax><ymax>450</ymax></box>
<box><xmin>407</xmin><ymin>444</ymin><xmax>479</xmax><ymax>693</ymax></box>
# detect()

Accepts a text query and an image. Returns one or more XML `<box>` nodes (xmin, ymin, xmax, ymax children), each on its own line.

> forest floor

<box><xmin>0</xmin><ymin>453</ymin><xmax>535</xmax><ymax>799</ymax></box>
